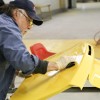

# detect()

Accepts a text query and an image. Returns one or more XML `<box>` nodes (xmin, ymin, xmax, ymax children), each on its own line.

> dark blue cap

<box><xmin>10</xmin><ymin>0</ymin><xmax>43</xmax><ymax>26</ymax></box>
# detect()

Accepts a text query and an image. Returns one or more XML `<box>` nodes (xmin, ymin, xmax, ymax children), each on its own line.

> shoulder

<box><xmin>0</xmin><ymin>13</ymin><xmax>18</xmax><ymax>28</ymax></box>
<box><xmin>0</xmin><ymin>14</ymin><xmax>22</xmax><ymax>39</ymax></box>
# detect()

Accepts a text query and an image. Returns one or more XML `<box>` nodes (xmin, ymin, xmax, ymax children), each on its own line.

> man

<box><xmin>0</xmin><ymin>0</ymin><xmax>75</xmax><ymax>99</ymax></box>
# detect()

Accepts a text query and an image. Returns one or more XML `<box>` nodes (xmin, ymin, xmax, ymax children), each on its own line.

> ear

<box><xmin>13</xmin><ymin>9</ymin><xmax>18</xmax><ymax>17</ymax></box>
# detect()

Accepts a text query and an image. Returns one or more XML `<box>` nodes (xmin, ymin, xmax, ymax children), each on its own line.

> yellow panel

<box><xmin>89</xmin><ymin>59</ymin><xmax>100</xmax><ymax>88</ymax></box>
<box><xmin>11</xmin><ymin>43</ymin><xmax>94</xmax><ymax>100</ymax></box>
<box><xmin>10</xmin><ymin>68</ymin><xmax>73</xmax><ymax>100</ymax></box>
<box><xmin>70</xmin><ymin>44</ymin><xmax>94</xmax><ymax>89</ymax></box>
<box><xmin>46</xmin><ymin>43</ymin><xmax>94</xmax><ymax>89</ymax></box>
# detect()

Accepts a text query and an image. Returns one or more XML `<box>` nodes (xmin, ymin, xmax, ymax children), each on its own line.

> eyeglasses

<box><xmin>18</xmin><ymin>10</ymin><xmax>33</xmax><ymax>26</ymax></box>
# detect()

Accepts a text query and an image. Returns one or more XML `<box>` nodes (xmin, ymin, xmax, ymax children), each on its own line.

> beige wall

<box><xmin>4</xmin><ymin>0</ymin><xmax>69</xmax><ymax>11</ymax></box>
<box><xmin>32</xmin><ymin>0</ymin><xmax>68</xmax><ymax>11</ymax></box>
<box><xmin>60</xmin><ymin>0</ymin><xmax>66</xmax><ymax>9</ymax></box>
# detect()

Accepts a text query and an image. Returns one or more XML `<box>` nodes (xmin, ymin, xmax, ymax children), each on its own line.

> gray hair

<box><xmin>0</xmin><ymin>4</ymin><xmax>18</xmax><ymax>17</ymax></box>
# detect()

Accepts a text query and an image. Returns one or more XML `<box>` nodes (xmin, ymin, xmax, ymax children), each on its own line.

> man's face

<box><xmin>14</xmin><ymin>9</ymin><xmax>33</xmax><ymax>35</ymax></box>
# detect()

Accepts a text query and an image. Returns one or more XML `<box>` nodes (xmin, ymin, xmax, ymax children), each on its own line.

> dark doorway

<box><xmin>68</xmin><ymin>0</ymin><xmax>72</xmax><ymax>9</ymax></box>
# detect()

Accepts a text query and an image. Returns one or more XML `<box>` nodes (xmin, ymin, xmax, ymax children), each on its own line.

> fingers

<box><xmin>56</xmin><ymin>56</ymin><xmax>76</xmax><ymax>70</ymax></box>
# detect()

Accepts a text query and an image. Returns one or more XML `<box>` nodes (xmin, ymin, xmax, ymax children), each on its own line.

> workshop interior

<box><xmin>1</xmin><ymin>0</ymin><xmax>100</xmax><ymax>100</ymax></box>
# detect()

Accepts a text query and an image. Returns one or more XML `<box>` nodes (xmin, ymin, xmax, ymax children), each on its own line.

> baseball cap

<box><xmin>10</xmin><ymin>0</ymin><xmax>43</xmax><ymax>26</ymax></box>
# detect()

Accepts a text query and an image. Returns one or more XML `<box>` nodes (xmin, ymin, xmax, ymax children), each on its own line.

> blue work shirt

<box><xmin>0</xmin><ymin>14</ymin><xmax>48</xmax><ymax>91</ymax></box>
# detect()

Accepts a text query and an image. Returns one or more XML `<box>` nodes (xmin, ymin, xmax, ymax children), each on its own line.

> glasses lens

<box><xmin>29</xmin><ymin>20</ymin><xmax>33</xmax><ymax>26</ymax></box>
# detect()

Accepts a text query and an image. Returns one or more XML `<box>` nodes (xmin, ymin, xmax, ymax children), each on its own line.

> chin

<box><xmin>22</xmin><ymin>31</ymin><xmax>27</xmax><ymax>35</ymax></box>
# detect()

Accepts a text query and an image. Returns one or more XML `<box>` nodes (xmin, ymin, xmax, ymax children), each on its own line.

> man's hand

<box><xmin>47</xmin><ymin>56</ymin><xmax>76</xmax><ymax>71</ymax></box>
<box><xmin>47</xmin><ymin>62</ymin><xmax>58</xmax><ymax>71</ymax></box>
<box><xmin>55</xmin><ymin>56</ymin><xmax>76</xmax><ymax>70</ymax></box>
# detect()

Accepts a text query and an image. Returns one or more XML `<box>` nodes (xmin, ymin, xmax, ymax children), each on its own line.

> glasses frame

<box><xmin>18</xmin><ymin>10</ymin><xmax>33</xmax><ymax>26</ymax></box>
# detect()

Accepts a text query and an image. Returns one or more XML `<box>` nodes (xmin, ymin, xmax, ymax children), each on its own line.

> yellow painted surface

<box><xmin>89</xmin><ymin>59</ymin><xmax>100</xmax><ymax>88</ymax></box>
<box><xmin>10</xmin><ymin>41</ymin><xmax>100</xmax><ymax>100</ymax></box>
<box><xmin>23</xmin><ymin>39</ymin><xmax>100</xmax><ymax>59</ymax></box>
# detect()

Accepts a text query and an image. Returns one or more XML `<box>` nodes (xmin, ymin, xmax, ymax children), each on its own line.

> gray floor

<box><xmin>7</xmin><ymin>2</ymin><xmax>100</xmax><ymax>100</ymax></box>
<box><xmin>24</xmin><ymin>2</ymin><xmax>100</xmax><ymax>39</ymax></box>
<box><xmin>49</xmin><ymin>92</ymin><xmax>100</xmax><ymax>100</ymax></box>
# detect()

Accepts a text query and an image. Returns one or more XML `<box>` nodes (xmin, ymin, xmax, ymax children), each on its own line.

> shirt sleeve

<box><xmin>0</xmin><ymin>25</ymin><xmax>48</xmax><ymax>75</ymax></box>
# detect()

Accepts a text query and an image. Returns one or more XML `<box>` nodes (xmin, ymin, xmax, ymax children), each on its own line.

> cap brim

<box><xmin>27</xmin><ymin>11</ymin><xmax>43</xmax><ymax>26</ymax></box>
